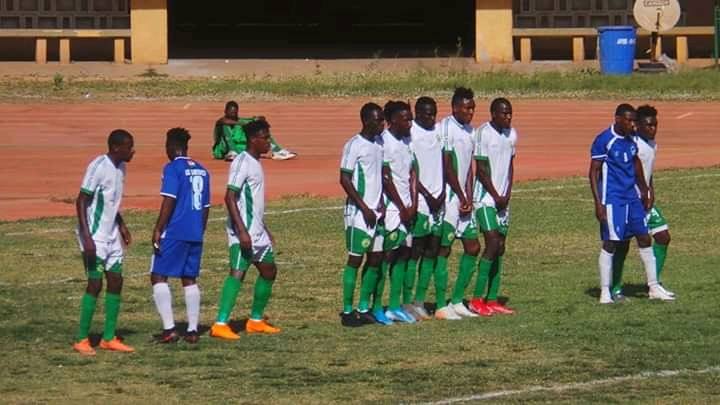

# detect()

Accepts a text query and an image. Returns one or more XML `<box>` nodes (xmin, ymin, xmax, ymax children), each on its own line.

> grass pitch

<box><xmin>1</xmin><ymin>167</ymin><xmax>719</xmax><ymax>403</ymax></box>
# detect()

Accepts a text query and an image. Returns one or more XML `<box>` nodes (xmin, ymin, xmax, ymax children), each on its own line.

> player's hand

<box><xmin>495</xmin><ymin>195</ymin><xmax>509</xmax><ymax>211</ymax></box>
<box><xmin>595</xmin><ymin>203</ymin><xmax>607</xmax><ymax>223</ymax></box>
<box><xmin>119</xmin><ymin>223</ymin><xmax>132</xmax><ymax>246</ymax></box>
<box><xmin>239</xmin><ymin>232</ymin><xmax>253</xmax><ymax>251</ymax></box>
<box><xmin>362</xmin><ymin>207</ymin><xmax>377</xmax><ymax>228</ymax></box>
<box><xmin>459</xmin><ymin>199</ymin><xmax>473</xmax><ymax>215</ymax></box>
<box><xmin>399</xmin><ymin>206</ymin><xmax>411</xmax><ymax>226</ymax></box>
<box><xmin>81</xmin><ymin>235</ymin><xmax>96</xmax><ymax>269</ymax></box>
<box><xmin>152</xmin><ymin>229</ymin><xmax>162</xmax><ymax>254</ymax></box>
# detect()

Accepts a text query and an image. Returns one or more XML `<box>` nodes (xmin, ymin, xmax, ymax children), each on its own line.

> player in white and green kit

<box><xmin>73</xmin><ymin>130</ymin><xmax>136</xmax><ymax>356</ymax></box>
<box><xmin>407</xmin><ymin>97</ymin><xmax>444</xmax><ymax>321</ymax></box>
<box><xmin>470</xmin><ymin>98</ymin><xmax>517</xmax><ymax>316</ymax></box>
<box><xmin>375</xmin><ymin>100</ymin><xmax>418</xmax><ymax>324</ymax></box>
<box><xmin>436</xmin><ymin>87</ymin><xmax>481</xmax><ymax>320</ymax></box>
<box><xmin>210</xmin><ymin>120</ymin><xmax>282</xmax><ymax>340</ymax></box>
<box><xmin>611</xmin><ymin>105</ymin><xmax>675</xmax><ymax>300</ymax></box>
<box><xmin>339</xmin><ymin>102</ymin><xmax>386</xmax><ymax>327</ymax></box>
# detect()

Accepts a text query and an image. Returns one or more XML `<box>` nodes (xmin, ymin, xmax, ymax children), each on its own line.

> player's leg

<box><xmin>649</xmin><ymin>205</ymin><xmax>672</xmax><ymax>292</ymax></box>
<box><xmin>484</xmin><ymin>210</ymin><xmax>514</xmax><ymax>314</ymax></box>
<box><xmin>370</xmin><ymin>227</ymin><xmax>393</xmax><ymax>325</ymax></box>
<box><xmin>471</xmin><ymin>206</ymin><xmax>500</xmax><ymax>315</ymax></box>
<box><xmin>357</xmin><ymin>223</ymin><xmax>383</xmax><ymax>324</ymax></box>
<box><xmin>269</xmin><ymin>131</ymin><xmax>297</xmax><ymax>160</ymax></box>
<box><xmin>211</xmin><ymin>243</ymin><xmax>251</xmax><ymax>339</ymax></box>
<box><xmin>433</xmin><ymin>216</ymin><xmax>460</xmax><ymax>320</ymax></box>
<box><xmin>73</xmin><ymin>248</ymin><xmax>104</xmax><ymax>355</ymax></box>
<box><xmin>387</xmin><ymin>243</ymin><xmax>415</xmax><ymax>323</ymax></box>
<box><xmin>246</xmin><ymin>247</ymin><xmax>281</xmax><ymax>334</ymax></box>
<box><xmin>150</xmin><ymin>238</ymin><xmax>188</xmax><ymax>343</ymax></box>
<box><xmin>631</xmin><ymin>202</ymin><xmax>674</xmax><ymax>301</ymax></box>
<box><xmin>611</xmin><ymin>240</ymin><xmax>630</xmax><ymax>300</ymax></box>
<box><xmin>596</xmin><ymin>203</ymin><xmax>624</xmax><ymax>304</ymax></box>
<box><xmin>340</xmin><ymin>215</ymin><xmax>373</xmax><ymax>327</ymax></box>
<box><xmin>404</xmin><ymin>216</ymin><xmax>427</xmax><ymax>306</ymax></box>
<box><xmin>450</xmin><ymin>215</ymin><xmax>480</xmax><ymax>318</ymax></box>
<box><xmin>99</xmin><ymin>239</ymin><xmax>133</xmax><ymax>352</ymax></box>
<box><xmin>180</xmin><ymin>241</ymin><xmax>203</xmax><ymax>343</ymax></box>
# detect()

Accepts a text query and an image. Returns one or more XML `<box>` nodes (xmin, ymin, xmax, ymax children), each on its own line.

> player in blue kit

<box><xmin>588</xmin><ymin>104</ymin><xmax>674</xmax><ymax>304</ymax></box>
<box><xmin>150</xmin><ymin>128</ymin><xmax>211</xmax><ymax>343</ymax></box>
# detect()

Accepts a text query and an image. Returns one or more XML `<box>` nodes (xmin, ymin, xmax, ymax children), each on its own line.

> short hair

<box><xmin>360</xmin><ymin>102</ymin><xmax>382</xmax><ymax>122</ymax></box>
<box><xmin>490</xmin><ymin>97</ymin><xmax>512</xmax><ymax>113</ymax></box>
<box><xmin>166</xmin><ymin>127</ymin><xmax>191</xmax><ymax>150</ymax></box>
<box><xmin>107</xmin><ymin>129</ymin><xmax>133</xmax><ymax>149</ymax></box>
<box><xmin>383</xmin><ymin>100</ymin><xmax>411</xmax><ymax>122</ymax></box>
<box><xmin>615</xmin><ymin>103</ymin><xmax>635</xmax><ymax>117</ymax></box>
<box><xmin>225</xmin><ymin>100</ymin><xmax>238</xmax><ymax>110</ymax></box>
<box><xmin>451</xmin><ymin>87</ymin><xmax>474</xmax><ymax>107</ymax></box>
<box><xmin>243</xmin><ymin>119</ymin><xmax>270</xmax><ymax>139</ymax></box>
<box><xmin>415</xmin><ymin>96</ymin><xmax>437</xmax><ymax>110</ymax></box>
<box><xmin>636</xmin><ymin>104</ymin><xmax>657</xmax><ymax>120</ymax></box>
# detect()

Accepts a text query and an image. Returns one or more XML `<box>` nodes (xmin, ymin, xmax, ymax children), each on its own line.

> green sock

<box><xmin>611</xmin><ymin>243</ymin><xmax>629</xmax><ymax>294</ymax></box>
<box><xmin>389</xmin><ymin>259</ymin><xmax>406</xmax><ymax>310</ymax></box>
<box><xmin>403</xmin><ymin>258</ymin><xmax>418</xmax><ymax>305</ymax></box>
<box><xmin>414</xmin><ymin>257</ymin><xmax>434</xmax><ymax>303</ymax></box>
<box><xmin>216</xmin><ymin>276</ymin><xmax>242</xmax><ymax>323</ymax></box>
<box><xmin>250</xmin><ymin>276</ymin><xmax>274</xmax><ymax>320</ymax></box>
<box><xmin>653</xmin><ymin>243</ymin><xmax>668</xmax><ymax>282</ymax></box>
<box><xmin>434</xmin><ymin>256</ymin><xmax>449</xmax><ymax>308</ymax></box>
<box><xmin>77</xmin><ymin>293</ymin><xmax>97</xmax><ymax>340</ymax></box>
<box><xmin>473</xmin><ymin>258</ymin><xmax>493</xmax><ymax>298</ymax></box>
<box><xmin>342</xmin><ymin>265</ymin><xmax>358</xmax><ymax>314</ymax></box>
<box><xmin>486</xmin><ymin>256</ymin><xmax>503</xmax><ymax>301</ymax></box>
<box><xmin>372</xmin><ymin>262</ymin><xmax>388</xmax><ymax>312</ymax></box>
<box><xmin>451</xmin><ymin>254</ymin><xmax>477</xmax><ymax>304</ymax></box>
<box><xmin>102</xmin><ymin>293</ymin><xmax>120</xmax><ymax>341</ymax></box>
<box><xmin>358</xmin><ymin>266</ymin><xmax>379</xmax><ymax>312</ymax></box>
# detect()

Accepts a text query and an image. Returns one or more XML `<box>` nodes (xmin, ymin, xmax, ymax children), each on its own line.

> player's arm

<box><xmin>225</xmin><ymin>189</ymin><xmax>252</xmax><ymax>250</ymax></box>
<box><xmin>464</xmin><ymin>163</ymin><xmax>474</xmax><ymax>209</ymax></box>
<box><xmin>634</xmin><ymin>156</ymin><xmax>652</xmax><ymax>210</ymax></box>
<box><xmin>409</xmin><ymin>164</ymin><xmax>419</xmax><ymax>220</ymax></box>
<box><xmin>116</xmin><ymin>213</ymin><xmax>131</xmax><ymax>245</ymax></box>
<box><xmin>382</xmin><ymin>165</ymin><xmax>410</xmax><ymax>224</ymax></box>
<box><xmin>76</xmin><ymin>191</ymin><xmax>96</xmax><ymax>268</ymax></box>
<box><xmin>340</xmin><ymin>171</ymin><xmax>376</xmax><ymax>228</ymax></box>
<box><xmin>444</xmin><ymin>151</ymin><xmax>468</xmax><ymax>205</ymax></box>
<box><xmin>588</xmin><ymin>159</ymin><xmax>606</xmax><ymax>222</ymax></box>
<box><xmin>152</xmin><ymin>196</ymin><xmax>176</xmax><ymax>253</ymax></box>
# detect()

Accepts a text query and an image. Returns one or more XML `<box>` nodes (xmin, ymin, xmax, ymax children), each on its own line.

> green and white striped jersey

<box><xmin>410</xmin><ymin>120</ymin><xmax>444</xmax><ymax>199</ymax></box>
<box><xmin>340</xmin><ymin>134</ymin><xmax>383</xmax><ymax>212</ymax></box>
<box><xmin>79</xmin><ymin>154</ymin><xmax>126</xmax><ymax>242</ymax></box>
<box><xmin>473</xmin><ymin>122</ymin><xmax>517</xmax><ymax>207</ymax></box>
<box><xmin>227</xmin><ymin>151</ymin><xmax>270</xmax><ymax>246</ymax></box>
<box><xmin>634</xmin><ymin>135</ymin><xmax>656</xmax><ymax>187</ymax></box>
<box><xmin>441</xmin><ymin>115</ymin><xmax>475</xmax><ymax>202</ymax></box>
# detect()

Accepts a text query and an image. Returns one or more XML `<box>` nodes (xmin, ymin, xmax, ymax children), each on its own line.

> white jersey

<box><xmin>410</xmin><ymin>120</ymin><xmax>444</xmax><ymax>198</ymax></box>
<box><xmin>440</xmin><ymin>115</ymin><xmax>475</xmax><ymax>202</ymax></box>
<box><xmin>340</xmin><ymin>134</ymin><xmax>383</xmax><ymax>212</ymax></box>
<box><xmin>380</xmin><ymin>129</ymin><xmax>414</xmax><ymax>208</ymax></box>
<box><xmin>634</xmin><ymin>135</ymin><xmax>656</xmax><ymax>186</ymax></box>
<box><xmin>78</xmin><ymin>154</ymin><xmax>126</xmax><ymax>242</ymax></box>
<box><xmin>473</xmin><ymin>122</ymin><xmax>517</xmax><ymax>207</ymax></box>
<box><xmin>227</xmin><ymin>152</ymin><xmax>270</xmax><ymax>246</ymax></box>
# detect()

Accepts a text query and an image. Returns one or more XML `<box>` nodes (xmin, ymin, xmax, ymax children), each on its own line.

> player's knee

<box><xmin>654</xmin><ymin>231</ymin><xmax>670</xmax><ymax>246</ymax></box>
<box><xmin>346</xmin><ymin>255</ymin><xmax>362</xmax><ymax>268</ymax></box>
<box><xmin>105</xmin><ymin>273</ymin><xmax>123</xmax><ymax>294</ymax></box>
<box><xmin>259</xmin><ymin>266</ymin><xmax>277</xmax><ymax>281</ymax></box>
<box><xmin>366</xmin><ymin>252</ymin><xmax>383</xmax><ymax>267</ymax></box>
<box><xmin>86</xmin><ymin>279</ymin><xmax>102</xmax><ymax>296</ymax></box>
<box><xmin>229</xmin><ymin>269</ymin><xmax>246</xmax><ymax>281</ymax></box>
<box><xmin>602</xmin><ymin>241</ymin><xmax>616</xmax><ymax>254</ymax></box>
<box><xmin>466</xmin><ymin>242</ymin><xmax>481</xmax><ymax>257</ymax></box>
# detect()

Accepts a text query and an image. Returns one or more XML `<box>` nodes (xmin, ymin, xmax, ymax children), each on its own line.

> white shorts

<box><xmin>76</xmin><ymin>233</ymin><xmax>123</xmax><ymax>270</ymax></box>
<box><xmin>344</xmin><ymin>205</ymin><xmax>384</xmax><ymax>256</ymax></box>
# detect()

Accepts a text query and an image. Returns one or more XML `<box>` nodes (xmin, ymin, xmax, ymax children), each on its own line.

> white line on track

<box><xmin>675</xmin><ymin>112</ymin><xmax>694</xmax><ymax>119</ymax></box>
<box><xmin>3</xmin><ymin>172</ymin><xmax>718</xmax><ymax>237</ymax></box>
<box><xmin>421</xmin><ymin>366</ymin><xmax>720</xmax><ymax>404</ymax></box>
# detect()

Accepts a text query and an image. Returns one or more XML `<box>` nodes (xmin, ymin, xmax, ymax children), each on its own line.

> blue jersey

<box><xmin>590</xmin><ymin>126</ymin><xmax>640</xmax><ymax>205</ymax></box>
<box><xmin>160</xmin><ymin>157</ymin><xmax>211</xmax><ymax>242</ymax></box>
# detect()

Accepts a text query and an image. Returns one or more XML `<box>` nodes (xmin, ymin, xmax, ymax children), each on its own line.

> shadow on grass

<box><xmin>585</xmin><ymin>283</ymin><xmax>648</xmax><ymax>299</ymax></box>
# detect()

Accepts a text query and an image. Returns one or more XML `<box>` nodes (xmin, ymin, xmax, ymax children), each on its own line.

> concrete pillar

<box><xmin>35</xmin><ymin>38</ymin><xmax>47</xmax><ymax>64</ymax></box>
<box><xmin>131</xmin><ymin>0</ymin><xmax>168</xmax><ymax>64</ymax></box>
<box><xmin>676</xmin><ymin>36</ymin><xmax>688</xmax><ymax>64</ymax></box>
<box><xmin>573</xmin><ymin>37</ymin><xmax>585</xmax><ymax>63</ymax></box>
<box><xmin>475</xmin><ymin>0</ymin><xmax>513</xmax><ymax>63</ymax></box>
<box><xmin>520</xmin><ymin>38</ymin><xmax>531</xmax><ymax>63</ymax></box>
<box><xmin>114</xmin><ymin>38</ymin><xmax>126</xmax><ymax>64</ymax></box>
<box><xmin>59</xmin><ymin>38</ymin><xmax>71</xmax><ymax>64</ymax></box>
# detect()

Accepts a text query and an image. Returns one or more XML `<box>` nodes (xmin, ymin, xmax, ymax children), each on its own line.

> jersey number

<box><xmin>190</xmin><ymin>175</ymin><xmax>204</xmax><ymax>210</ymax></box>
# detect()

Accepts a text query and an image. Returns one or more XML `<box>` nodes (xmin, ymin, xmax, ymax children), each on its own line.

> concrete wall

<box><xmin>475</xmin><ymin>0</ymin><xmax>514</xmax><ymax>63</ymax></box>
<box><xmin>130</xmin><ymin>0</ymin><xmax>167</xmax><ymax>64</ymax></box>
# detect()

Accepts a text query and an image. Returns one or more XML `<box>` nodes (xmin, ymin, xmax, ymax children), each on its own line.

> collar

<box><xmin>609</xmin><ymin>125</ymin><xmax>629</xmax><ymax>139</ymax></box>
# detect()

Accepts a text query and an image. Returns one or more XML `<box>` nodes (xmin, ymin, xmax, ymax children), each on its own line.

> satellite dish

<box><xmin>633</xmin><ymin>0</ymin><xmax>681</xmax><ymax>63</ymax></box>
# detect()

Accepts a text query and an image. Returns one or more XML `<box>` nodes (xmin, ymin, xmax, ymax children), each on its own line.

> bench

<box><xmin>0</xmin><ymin>29</ymin><xmax>132</xmax><ymax>64</ymax></box>
<box><xmin>513</xmin><ymin>26</ymin><xmax>715</xmax><ymax>64</ymax></box>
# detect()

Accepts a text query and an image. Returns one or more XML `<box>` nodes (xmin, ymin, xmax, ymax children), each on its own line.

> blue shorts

<box><xmin>150</xmin><ymin>238</ymin><xmax>203</xmax><ymax>278</ymax></box>
<box><xmin>600</xmin><ymin>199</ymin><xmax>649</xmax><ymax>241</ymax></box>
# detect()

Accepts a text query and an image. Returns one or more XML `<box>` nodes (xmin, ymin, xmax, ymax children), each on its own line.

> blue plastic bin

<box><xmin>597</xmin><ymin>26</ymin><xmax>636</xmax><ymax>75</ymax></box>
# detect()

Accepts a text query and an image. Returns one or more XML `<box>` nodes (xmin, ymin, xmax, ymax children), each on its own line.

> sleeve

<box><xmin>227</xmin><ymin>157</ymin><xmax>247</xmax><ymax>192</ymax></box>
<box><xmin>442</xmin><ymin>120</ymin><xmax>453</xmax><ymax>153</ymax></box>
<box><xmin>203</xmin><ymin>170</ymin><xmax>211</xmax><ymax>208</ymax></box>
<box><xmin>382</xmin><ymin>140</ymin><xmax>392</xmax><ymax>167</ymax></box>
<box><xmin>590</xmin><ymin>134</ymin><xmax>607</xmax><ymax>160</ymax></box>
<box><xmin>79</xmin><ymin>158</ymin><xmax>101</xmax><ymax>196</ymax></box>
<box><xmin>511</xmin><ymin>129</ymin><xmax>517</xmax><ymax>157</ymax></box>
<box><xmin>340</xmin><ymin>140</ymin><xmax>358</xmax><ymax>174</ymax></box>
<box><xmin>473</xmin><ymin>128</ymin><xmax>488</xmax><ymax>160</ymax></box>
<box><xmin>160</xmin><ymin>163</ymin><xmax>179</xmax><ymax>199</ymax></box>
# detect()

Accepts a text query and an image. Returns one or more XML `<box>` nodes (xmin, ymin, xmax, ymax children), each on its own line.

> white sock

<box><xmin>599</xmin><ymin>249</ymin><xmax>613</xmax><ymax>291</ymax></box>
<box><xmin>184</xmin><ymin>284</ymin><xmax>201</xmax><ymax>333</ymax></box>
<box><xmin>639</xmin><ymin>247</ymin><xmax>658</xmax><ymax>287</ymax></box>
<box><xmin>153</xmin><ymin>282</ymin><xmax>175</xmax><ymax>330</ymax></box>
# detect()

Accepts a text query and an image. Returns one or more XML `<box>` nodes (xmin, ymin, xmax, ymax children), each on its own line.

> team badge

<box><xmin>446</xmin><ymin>233</ymin><xmax>455</xmax><ymax>242</ymax></box>
<box><xmin>361</xmin><ymin>238</ymin><xmax>371</xmax><ymax>248</ymax></box>
<box><xmin>389</xmin><ymin>232</ymin><xmax>398</xmax><ymax>241</ymax></box>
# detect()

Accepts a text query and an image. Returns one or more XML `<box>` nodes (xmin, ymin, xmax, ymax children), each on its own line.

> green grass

<box><xmin>3</xmin><ymin>69</ymin><xmax>720</xmax><ymax>102</ymax></box>
<box><xmin>1</xmin><ymin>168</ymin><xmax>719</xmax><ymax>403</ymax></box>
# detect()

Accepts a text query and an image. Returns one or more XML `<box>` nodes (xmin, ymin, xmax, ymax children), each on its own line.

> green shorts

<box><xmin>345</xmin><ymin>225</ymin><xmax>384</xmax><ymax>255</ymax></box>
<box><xmin>229</xmin><ymin>244</ymin><xmax>275</xmax><ymax>271</ymax></box>
<box><xmin>384</xmin><ymin>228</ymin><xmax>409</xmax><ymax>251</ymax></box>
<box><xmin>439</xmin><ymin>220</ymin><xmax>479</xmax><ymax>247</ymax></box>
<box><xmin>647</xmin><ymin>205</ymin><xmax>669</xmax><ymax>235</ymax></box>
<box><xmin>412</xmin><ymin>212</ymin><xmax>442</xmax><ymax>238</ymax></box>
<box><xmin>475</xmin><ymin>206</ymin><xmax>510</xmax><ymax>236</ymax></box>
<box><xmin>84</xmin><ymin>257</ymin><xmax>122</xmax><ymax>280</ymax></box>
